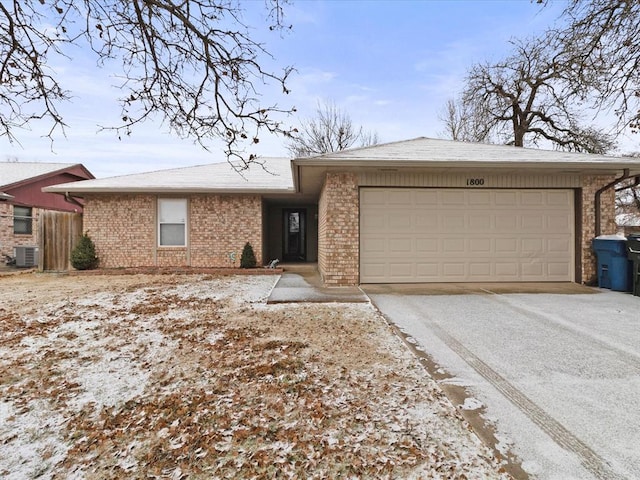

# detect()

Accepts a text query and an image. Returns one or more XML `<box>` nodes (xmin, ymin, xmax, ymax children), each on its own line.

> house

<box><xmin>615</xmin><ymin>187</ymin><xmax>640</xmax><ymax>236</ymax></box>
<box><xmin>1</xmin><ymin>162</ymin><xmax>94</xmax><ymax>264</ymax></box>
<box><xmin>616</xmin><ymin>214</ymin><xmax>640</xmax><ymax>236</ymax></box>
<box><xmin>44</xmin><ymin>137</ymin><xmax>640</xmax><ymax>285</ymax></box>
<box><xmin>45</xmin><ymin>157</ymin><xmax>302</xmax><ymax>270</ymax></box>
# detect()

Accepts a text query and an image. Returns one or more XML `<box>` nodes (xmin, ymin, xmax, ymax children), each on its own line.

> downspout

<box><xmin>594</xmin><ymin>169</ymin><xmax>631</xmax><ymax>237</ymax></box>
<box><xmin>63</xmin><ymin>192</ymin><xmax>84</xmax><ymax>210</ymax></box>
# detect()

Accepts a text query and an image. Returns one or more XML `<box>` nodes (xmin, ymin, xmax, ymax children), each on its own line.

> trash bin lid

<box><xmin>594</xmin><ymin>234</ymin><xmax>627</xmax><ymax>240</ymax></box>
<box><xmin>593</xmin><ymin>235</ymin><xmax>628</xmax><ymax>255</ymax></box>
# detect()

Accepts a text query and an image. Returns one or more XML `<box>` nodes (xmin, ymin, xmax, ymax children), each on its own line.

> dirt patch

<box><xmin>0</xmin><ymin>273</ymin><xmax>511</xmax><ymax>479</ymax></box>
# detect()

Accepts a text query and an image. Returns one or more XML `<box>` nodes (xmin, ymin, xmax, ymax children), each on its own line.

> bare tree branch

<box><xmin>0</xmin><ymin>0</ymin><xmax>295</xmax><ymax>167</ymax></box>
<box><xmin>286</xmin><ymin>100</ymin><xmax>379</xmax><ymax>157</ymax></box>
<box><xmin>558</xmin><ymin>0</ymin><xmax>640</xmax><ymax>134</ymax></box>
<box><xmin>451</xmin><ymin>36</ymin><xmax>615</xmax><ymax>153</ymax></box>
<box><xmin>438</xmin><ymin>98</ymin><xmax>494</xmax><ymax>143</ymax></box>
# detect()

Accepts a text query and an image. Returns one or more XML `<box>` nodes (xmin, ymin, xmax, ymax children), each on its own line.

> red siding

<box><xmin>5</xmin><ymin>167</ymin><xmax>93</xmax><ymax>213</ymax></box>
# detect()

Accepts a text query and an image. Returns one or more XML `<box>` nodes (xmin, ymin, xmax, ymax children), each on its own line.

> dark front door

<box><xmin>283</xmin><ymin>209</ymin><xmax>306</xmax><ymax>262</ymax></box>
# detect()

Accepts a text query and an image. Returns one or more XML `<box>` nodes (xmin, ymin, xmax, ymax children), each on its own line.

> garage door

<box><xmin>360</xmin><ymin>188</ymin><xmax>574</xmax><ymax>283</ymax></box>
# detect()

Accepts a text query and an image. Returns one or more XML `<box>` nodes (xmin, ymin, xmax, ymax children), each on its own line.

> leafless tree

<box><xmin>0</xmin><ymin>0</ymin><xmax>295</xmax><ymax>167</ymax></box>
<box><xmin>459</xmin><ymin>35</ymin><xmax>615</xmax><ymax>153</ymax></box>
<box><xmin>286</xmin><ymin>101</ymin><xmax>379</xmax><ymax>157</ymax></box>
<box><xmin>438</xmin><ymin>97</ymin><xmax>494</xmax><ymax>143</ymax></box>
<box><xmin>558</xmin><ymin>0</ymin><xmax>640</xmax><ymax>134</ymax></box>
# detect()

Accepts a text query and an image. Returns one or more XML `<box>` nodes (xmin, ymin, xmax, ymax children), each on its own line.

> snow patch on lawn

<box><xmin>1</xmin><ymin>274</ymin><xmax>509</xmax><ymax>479</ymax></box>
<box><xmin>168</xmin><ymin>274</ymin><xmax>277</xmax><ymax>304</ymax></box>
<box><xmin>0</xmin><ymin>400</ymin><xmax>68</xmax><ymax>480</ymax></box>
<box><xmin>65</xmin><ymin>354</ymin><xmax>149</xmax><ymax>411</ymax></box>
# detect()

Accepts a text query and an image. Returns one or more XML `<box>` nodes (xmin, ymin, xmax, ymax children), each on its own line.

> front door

<box><xmin>283</xmin><ymin>209</ymin><xmax>306</xmax><ymax>262</ymax></box>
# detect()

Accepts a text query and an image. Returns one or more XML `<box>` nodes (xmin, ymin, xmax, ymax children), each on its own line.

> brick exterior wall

<box><xmin>79</xmin><ymin>172</ymin><xmax>617</xmax><ymax>283</ymax></box>
<box><xmin>0</xmin><ymin>203</ymin><xmax>40</xmax><ymax>259</ymax></box>
<box><xmin>316</xmin><ymin>172</ymin><xmax>618</xmax><ymax>287</ymax></box>
<box><xmin>190</xmin><ymin>195</ymin><xmax>262</xmax><ymax>267</ymax></box>
<box><xmin>581</xmin><ymin>174</ymin><xmax>617</xmax><ymax>284</ymax></box>
<box><xmin>84</xmin><ymin>194</ymin><xmax>156</xmax><ymax>268</ymax></box>
<box><xmin>317</xmin><ymin>189</ymin><xmax>327</xmax><ymax>277</ymax></box>
<box><xmin>318</xmin><ymin>172</ymin><xmax>359</xmax><ymax>286</ymax></box>
<box><xmin>83</xmin><ymin>193</ymin><xmax>262</xmax><ymax>269</ymax></box>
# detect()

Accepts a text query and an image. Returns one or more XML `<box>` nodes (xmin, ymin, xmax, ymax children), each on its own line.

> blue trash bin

<box><xmin>592</xmin><ymin>236</ymin><xmax>633</xmax><ymax>292</ymax></box>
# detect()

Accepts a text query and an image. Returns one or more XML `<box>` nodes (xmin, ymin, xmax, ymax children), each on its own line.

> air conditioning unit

<box><xmin>14</xmin><ymin>246</ymin><xmax>39</xmax><ymax>268</ymax></box>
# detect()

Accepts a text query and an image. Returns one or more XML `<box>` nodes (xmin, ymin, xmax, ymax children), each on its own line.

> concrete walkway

<box><xmin>267</xmin><ymin>264</ymin><xmax>368</xmax><ymax>304</ymax></box>
<box><xmin>267</xmin><ymin>265</ymin><xmax>597</xmax><ymax>303</ymax></box>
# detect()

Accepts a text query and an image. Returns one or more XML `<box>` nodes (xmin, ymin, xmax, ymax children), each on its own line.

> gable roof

<box><xmin>41</xmin><ymin>138</ymin><xmax>640</xmax><ymax>198</ymax></box>
<box><xmin>1</xmin><ymin>162</ymin><xmax>93</xmax><ymax>189</ymax></box>
<box><xmin>293</xmin><ymin>137</ymin><xmax>640</xmax><ymax>174</ymax></box>
<box><xmin>44</xmin><ymin>157</ymin><xmax>294</xmax><ymax>195</ymax></box>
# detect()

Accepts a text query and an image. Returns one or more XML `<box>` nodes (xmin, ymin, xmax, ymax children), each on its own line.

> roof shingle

<box><xmin>44</xmin><ymin>157</ymin><xmax>294</xmax><ymax>194</ymax></box>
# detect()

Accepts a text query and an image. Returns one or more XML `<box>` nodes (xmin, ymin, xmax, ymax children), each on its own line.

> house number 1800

<box><xmin>466</xmin><ymin>178</ymin><xmax>485</xmax><ymax>186</ymax></box>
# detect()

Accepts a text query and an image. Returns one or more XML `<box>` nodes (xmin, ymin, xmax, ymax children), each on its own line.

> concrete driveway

<box><xmin>364</xmin><ymin>286</ymin><xmax>640</xmax><ymax>480</ymax></box>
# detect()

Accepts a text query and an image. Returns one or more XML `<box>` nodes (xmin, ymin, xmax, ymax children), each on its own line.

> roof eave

<box><xmin>43</xmin><ymin>186</ymin><xmax>296</xmax><ymax>196</ymax></box>
<box><xmin>1</xmin><ymin>163</ymin><xmax>94</xmax><ymax>190</ymax></box>
<box><xmin>293</xmin><ymin>159</ymin><xmax>640</xmax><ymax>173</ymax></box>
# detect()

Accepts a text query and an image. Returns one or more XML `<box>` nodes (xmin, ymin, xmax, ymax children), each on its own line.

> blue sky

<box><xmin>3</xmin><ymin>0</ymin><xmax>635</xmax><ymax>178</ymax></box>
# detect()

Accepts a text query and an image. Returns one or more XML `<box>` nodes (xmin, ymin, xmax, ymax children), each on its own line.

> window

<box><xmin>158</xmin><ymin>199</ymin><xmax>187</xmax><ymax>246</ymax></box>
<box><xmin>13</xmin><ymin>206</ymin><xmax>33</xmax><ymax>235</ymax></box>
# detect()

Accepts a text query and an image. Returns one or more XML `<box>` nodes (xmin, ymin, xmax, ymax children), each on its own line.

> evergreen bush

<box><xmin>240</xmin><ymin>242</ymin><xmax>257</xmax><ymax>268</ymax></box>
<box><xmin>70</xmin><ymin>233</ymin><xmax>99</xmax><ymax>270</ymax></box>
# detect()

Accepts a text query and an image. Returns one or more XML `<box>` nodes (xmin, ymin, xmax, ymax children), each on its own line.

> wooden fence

<box><xmin>39</xmin><ymin>211</ymin><xmax>83</xmax><ymax>272</ymax></box>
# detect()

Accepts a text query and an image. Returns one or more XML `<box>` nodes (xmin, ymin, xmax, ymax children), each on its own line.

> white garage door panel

<box><xmin>360</xmin><ymin>188</ymin><xmax>575</xmax><ymax>283</ymax></box>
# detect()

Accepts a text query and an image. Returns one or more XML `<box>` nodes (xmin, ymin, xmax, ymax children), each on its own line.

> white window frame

<box><xmin>157</xmin><ymin>198</ymin><xmax>187</xmax><ymax>247</ymax></box>
<box><xmin>13</xmin><ymin>206</ymin><xmax>33</xmax><ymax>235</ymax></box>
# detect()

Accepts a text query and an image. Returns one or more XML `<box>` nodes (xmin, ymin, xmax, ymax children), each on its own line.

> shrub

<box><xmin>240</xmin><ymin>242</ymin><xmax>257</xmax><ymax>268</ymax></box>
<box><xmin>70</xmin><ymin>233</ymin><xmax>99</xmax><ymax>270</ymax></box>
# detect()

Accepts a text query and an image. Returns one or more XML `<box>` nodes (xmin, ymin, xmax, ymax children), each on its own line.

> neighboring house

<box><xmin>1</xmin><ymin>162</ymin><xmax>94</xmax><ymax>263</ymax></box>
<box><xmin>44</xmin><ymin>137</ymin><xmax>640</xmax><ymax>285</ymax></box>
<box><xmin>616</xmin><ymin>213</ymin><xmax>640</xmax><ymax>236</ymax></box>
<box><xmin>615</xmin><ymin>187</ymin><xmax>640</xmax><ymax>236</ymax></box>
